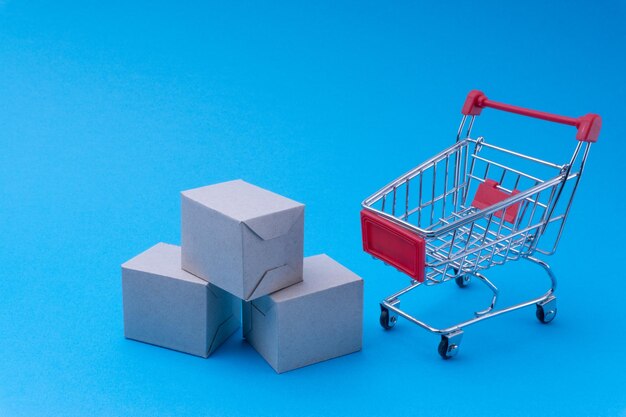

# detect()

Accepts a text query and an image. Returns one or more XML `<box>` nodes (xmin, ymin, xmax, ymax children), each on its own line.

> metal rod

<box><xmin>381</xmin><ymin>254</ymin><xmax>557</xmax><ymax>335</ymax></box>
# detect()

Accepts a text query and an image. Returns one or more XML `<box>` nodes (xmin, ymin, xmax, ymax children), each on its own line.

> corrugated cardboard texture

<box><xmin>244</xmin><ymin>254</ymin><xmax>363</xmax><ymax>373</ymax></box>
<box><xmin>181</xmin><ymin>179</ymin><xmax>304</xmax><ymax>301</ymax></box>
<box><xmin>122</xmin><ymin>243</ymin><xmax>240</xmax><ymax>358</ymax></box>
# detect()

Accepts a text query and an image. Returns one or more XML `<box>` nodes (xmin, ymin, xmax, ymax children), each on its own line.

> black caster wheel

<box><xmin>452</xmin><ymin>268</ymin><xmax>470</xmax><ymax>288</ymax></box>
<box><xmin>536</xmin><ymin>301</ymin><xmax>557</xmax><ymax>324</ymax></box>
<box><xmin>438</xmin><ymin>331</ymin><xmax>463</xmax><ymax>359</ymax></box>
<box><xmin>379</xmin><ymin>306</ymin><xmax>396</xmax><ymax>330</ymax></box>
<box><xmin>437</xmin><ymin>337</ymin><xmax>451</xmax><ymax>359</ymax></box>
<box><xmin>455</xmin><ymin>275</ymin><xmax>471</xmax><ymax>288</ymax></box>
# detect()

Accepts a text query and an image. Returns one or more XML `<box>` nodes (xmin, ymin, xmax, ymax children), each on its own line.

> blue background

<box><xmin>1</xmin><ymin>1</ymin><xmax>625</xmax><ymax>416</ymax></box>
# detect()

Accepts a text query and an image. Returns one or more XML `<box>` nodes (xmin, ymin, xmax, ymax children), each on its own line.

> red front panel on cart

<box><xmin>360</xmin><ymin>209</ymin><xmax>426</xmax><ymax>282</ymax></box>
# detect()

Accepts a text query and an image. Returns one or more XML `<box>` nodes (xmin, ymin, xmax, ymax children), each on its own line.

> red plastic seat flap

<box><xmin>471</xmin><ymin>179</ymin><xmax>521</xmax><ymax>223</ymax></box>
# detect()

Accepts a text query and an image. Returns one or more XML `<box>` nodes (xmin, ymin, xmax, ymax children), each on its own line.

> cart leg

<box><xmin>525</xmin><ymin>255</ymin><xmax>557</xmax><ymax>293</ymax></box>
<box><xmin>380</xmin><ymin>299</ymin><xmax>400</xmax><ymax>330</ymax></box>
<box><xmin>438</xmin><ymin>330</ymin><xmax>464</xmax><ymax>359</ymax></box>
<box><xmin>524</xmin><ymin>256</ymin><xmax>558</xmax><ymax>323</ymax></box>
<box><xmin>471</xmin><ymin>272</ymin><xmax>499</xmax><ymax>317</ymax></box>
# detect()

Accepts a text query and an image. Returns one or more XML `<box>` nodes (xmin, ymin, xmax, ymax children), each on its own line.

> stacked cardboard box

<box><xmin>122</xmin><ymin>179</ymin><xmax>363</xmax><ymax>373</ymax></box>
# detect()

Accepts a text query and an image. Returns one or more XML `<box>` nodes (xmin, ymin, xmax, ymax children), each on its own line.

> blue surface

<box><xmin>1</xmin><ymin>1</ymin><xmax>625</xmax><ymax>416</ymax></box>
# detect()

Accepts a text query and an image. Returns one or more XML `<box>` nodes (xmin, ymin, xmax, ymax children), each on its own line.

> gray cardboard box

<box><xmin>243</xmin><ymin>254</ymin><xmax>363</xmax><ymax>373</ymax></box>
<box><xmin>181</xmin><ymin>179</ymin><xmax>304</xmax><ymax>301</ymax></box>
<box><xmin>122</xmin><ymin>243</ymin><xmax>240</xmax><ymax>358</ymax></box>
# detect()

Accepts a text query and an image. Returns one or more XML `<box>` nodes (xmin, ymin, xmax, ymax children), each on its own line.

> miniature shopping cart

<box><xmin>361</xmin><ymin>90</ymin><xmax>601</xmax><ymax>359</ymax></box>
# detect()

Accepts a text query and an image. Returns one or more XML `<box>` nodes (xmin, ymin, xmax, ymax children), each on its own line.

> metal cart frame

<box><xmin>360</xmin><ymin>90</ymin><xmax>601</xmax><ymax>358</ymax></box>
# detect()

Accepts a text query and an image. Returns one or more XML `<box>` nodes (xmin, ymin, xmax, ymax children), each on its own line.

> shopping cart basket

<box><xmin>361</xmin><ymin>90</ymin><xmax>601</xmax><ymax>359</ymax></box>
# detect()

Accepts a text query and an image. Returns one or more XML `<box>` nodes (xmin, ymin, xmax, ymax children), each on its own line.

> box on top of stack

<box><xmin>121</xmin><ymin>179</ymin><xmax>364</xmax><ymax>372</ymax></box>
<box><xmin>181</xmin><ymin>179</ymin><xmax>304</xmax><ymax>301</ymax></box>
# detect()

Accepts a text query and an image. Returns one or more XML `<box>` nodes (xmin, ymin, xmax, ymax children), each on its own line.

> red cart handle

<box><xmin>461</xmin><ymin>90</ymin><xmax>601</xmax><ymax>142</ymax></box>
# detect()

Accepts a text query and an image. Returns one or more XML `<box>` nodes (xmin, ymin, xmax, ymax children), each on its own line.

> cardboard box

<box><xmin>181</xmin><ymin>179</ymin><xmax>304</xmax><ymax>301</ymax></box>
<box><xmin>243</xmin><ymin>254</ymin><xmax>363</xmax><ymax>373</ymax></box>
<box><xmin>122</xmin><ymin>243</ymin><xmax>240</xmax><ymax>358</ymax></box>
